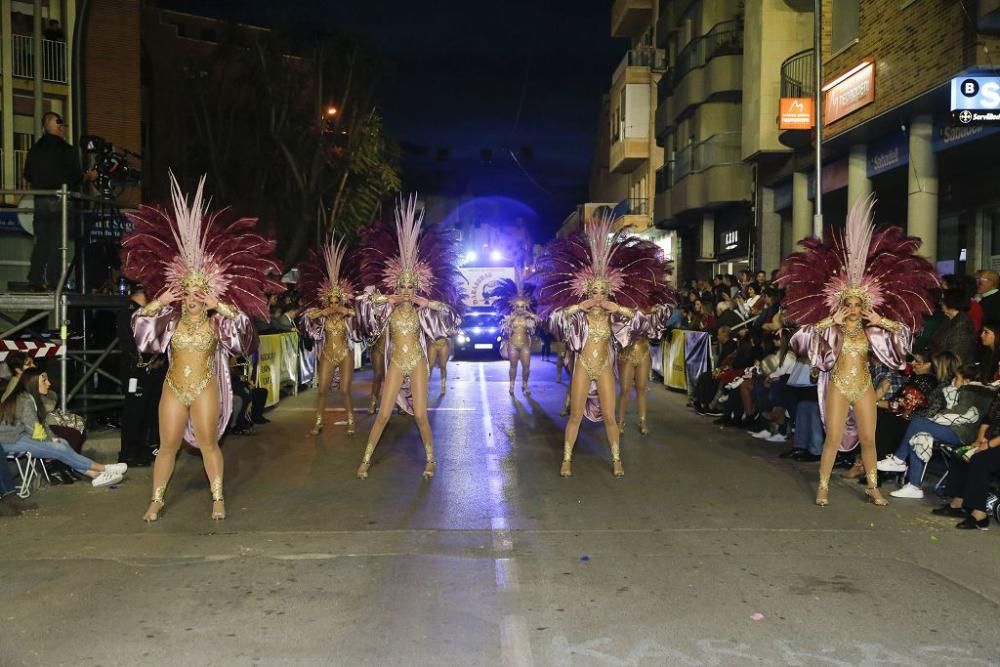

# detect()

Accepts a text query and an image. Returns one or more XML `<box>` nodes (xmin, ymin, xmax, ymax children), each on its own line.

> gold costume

<box><xmin>508</xmin><ymin>315</ymin><xmax>533</xmax><ymax>351</ymax></box>
<box><xmin>166</xmin><ymin>316</ymin><xmax>219</xmax><ymax>406</ymax></box>
<box><xmin>321</xmin><ymin>316</ymin><xmax>351</xmax><ymax>366</ymax></box>
<box><xmin>830</xmin><ymin>325</ymin><xmax>871</xmax><ymax>404</ymax></box>
<box><xmin>579</xmin><ymin>310</ymin><xmax>612</xmax><ymax>380</ymax></box>
<box><xmin>430</xmin><ymin>337</ymin><xmax>450</xmax><ymax>354</ymax></box>
<box><xmin>389</xmin><ymin>302</ymin><xmax>425</xmax><ymax>377</ymax></box>
<box><xmin>621</xmin><ymin>337</ymin><xmax>650</xmax><ymax>368</ymax></box>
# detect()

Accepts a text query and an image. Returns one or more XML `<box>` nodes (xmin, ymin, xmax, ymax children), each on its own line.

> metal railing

<box><xmin>613</xmin><ymin>47</ymin><xmax>668</xmax><ymax>81</ymax></box>
<box><xmin>656</xmin><ymin>164</ymin><xmax>671</xmax><ymax>193</ymax></box>
<box><xmin>780</xmin><ymin>48</ymin><xmax>815</xmax><ymax>98</ymax></box>
<box><xmin>9</xmin><ymin>34</ymin><xmax>68</xmax><ymax>83</ymax></box>
<box><xmin>0</xmin><ymin>149</ymin><xmax>31</xmax><ymax>188</ymax></box>
<box><xmin>671</xmin><ymin>131</ymin><xmax>743</xmax><ymax>183</ymax></box>
<box><xmin>662</xmin><ymin>19</ymin><xmax>744</xmax><ymax>95</ymax></box>
<box><xmin>622</xmin><ymin>196</ymin><xmax>650</xmax><ymax>215</ymax></box>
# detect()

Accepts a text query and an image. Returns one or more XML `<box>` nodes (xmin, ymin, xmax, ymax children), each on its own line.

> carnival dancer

<box><xmin>122</xmin><ymin>173</ymin><xmax>283</xmax><ymax>522</ymax></box>
<box><xmin>368</xmin><ymin>331</ymin><xmax>386</xmax><ymax>413</ymax></box>
<box><xmin>778</xmin><ymin>196</ymin><xmax>938</xmax><ymax>507</ymax></box>
<box><xmin>486</xmin><ymin>267</ymin><xmax>540</xmax><ymax>396</ymax></box>
<box><xmin>354</xmin><ymin>194</ymin><xmax>464</xmax><ymax>479</ymax></box>
<box><xmin>298</xmin><ymin>236</ymin><xmax>361</xmax><ymax>436</ymax></box>
<box><xmin>535</xmin><ymin>214</ymin><xmax>674</xmax><ymax>478</ymax></box>
<box><xmin>616</xmin><ymin>304</ymin><xmax>673</xmax><ymax>434</ymax></box>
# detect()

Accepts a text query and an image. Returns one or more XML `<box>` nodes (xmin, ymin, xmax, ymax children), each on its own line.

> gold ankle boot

<box><xmin>346</xmin><ymin>415</ymin><xmax>356</xmax><ymax>435</ymax></box>
<box><xmin>357</xmin><ymin>442</ymin><xmax>376</xmax><ymax>479</ymax></box>
<box><xmin>639</xmin><ymin>417</ymin><xmax>649</xmax><ymax>435</ymax></box>
<box><xmin>210</xmin><ymin>477</ymin><xmax>225</xmax><ymax>520</ymax></box>
<box><xmin>368</xmin><ymin>396</ymin><xmax>377</xmax><ymax>414</ymax></box>
<box><xmin>815</xmin><ymin>474</ymin><xmax>830</xmax><ymax>506</ymax></box>
<box><xmin>610</xmin><ymin>442</ymin><xmax>624</xmax><ymax>477</ymax></box>
<box><xmin>522</xmin><ymin>382</ymin><xmax>531</xmax><ymax>396</ymax></box>
<box><xmin>560</xmin><ymin>441</ymin><xmax>573</xmax><ymax>477</ymax></box>
<box><xmin>865</xmin><ymin>470</ymin><xmax>888</xmax><ymax>506</ymax></box>
<box><xmin>308</xmin><ymin>414</ymin><xmax>323</xmax><ymax>435</ymax></box>
<box><xmin>143</xmin><ymin>485</ymin><xmax>167</xmax><ymax>523</ymax></box>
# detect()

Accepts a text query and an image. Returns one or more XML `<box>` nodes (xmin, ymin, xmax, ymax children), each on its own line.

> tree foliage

<box><xmin>146</xmin><ymin>26</ymin><xmax>399</xmax><ymax>268</ymax></box>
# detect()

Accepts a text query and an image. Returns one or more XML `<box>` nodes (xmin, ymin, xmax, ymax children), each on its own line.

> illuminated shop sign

<box><xmin>823</xmin><ymin>60</ymin><xmax>876</xmax><ymax>125</ymax></box>
<box><xmin>951</xmin><ymin>76</ymin><xmax>1000</xmax><ymax>125</ymax></box>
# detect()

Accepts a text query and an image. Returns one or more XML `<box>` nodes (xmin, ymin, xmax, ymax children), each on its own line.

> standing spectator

<box><xmin>975</xmin><ymin>270</ymin><xmax>1000</xmax><ymax>322</ymax></box>
<box><xmin>932</xmin><ymin>288</ymin><xmax>978</xmax><ymax>365</ymax></box>
<box><xmin>22</xmin><ymin>112</ymin><xmax>95</xmax><ymax>291</ymax></box>
<box><xmin>116</xmin><ymin>286</ymin><xmax>165</xmax><ymax>466</ymax></box>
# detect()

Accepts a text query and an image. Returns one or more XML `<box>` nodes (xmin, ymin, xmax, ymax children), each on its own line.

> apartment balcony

<box><xmin>778</xmin><ymin>48</ymin><xmax>815</xmax><ymax>148</ymax></box>
<box><xmin>612</xmin><ymin>0</ymin><xmax>654</xmax><ymax>38</ymax></box>
<box><xmin>610</xmin><ymin>135</ymin><xmax>649</xmax><ymax>174</ymax></box>
<box><xmin>0</xmin><ymin>148</ymin><xmax>30</xmax><ymax>188</ymax></box>
<box><xmin>654</xmin><ymin>163</ymin><xmax>673</xmax><ymax>226</ymax></box>
<box><xmin>614</xmin><ymin>196</ymin><xmax>652</xmax><ymax>232</ymax></box>
<box><xmin>5</xmin><ymin>35</ymin><xmax>69</xmax><ymax>84</ymax></box>
<box><xmin>659</xmin><ymin>20</ymin><xmax>744</xmax><ymax>130</ymax></box>
<box><xmin>669</xmin><ymin>132</ymin><xmax>751</xmax><ymax>216</ymax></box>
<box><xmin>612</xmin><ymin>47</ymin><xmax>666</xmax><ymax>88</ymax></box>
<box><xmin>655</xmin><ymin>88</ymin><xmax>672</xmax><ymax>143</ymax></box>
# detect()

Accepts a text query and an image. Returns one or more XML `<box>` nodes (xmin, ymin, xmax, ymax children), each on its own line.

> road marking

<box><xmin>278</xmin><ymin>407</ymin><xmax>475</xmax><ymax>412</ymax></box>
<box><xmin>501</xmin><ymin>614</ymin><xmax>534</xmax><ymax>666</ymax></box>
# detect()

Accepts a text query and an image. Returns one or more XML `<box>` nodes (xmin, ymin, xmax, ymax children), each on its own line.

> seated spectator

<box><xmin>778</xmin><ymin>371</ymin><xmax>824</xmax><ymax>462</ymax></box>
<box><xmin>739</xmin><ymin>331</ymin><xmax>792</xmax><ymax>436</ymax></box>
<box><xmin>932</xmin><ymin>389</ymin><xmax>1000</xmax><ymax>529</ymax></box>
<box><xmin>1</xmin><ymin>369</ymin><xmax>124</xmax><ymax>487</ymax></box>
<box><xmin>932</xmin><ymin>288</ymin><xmax>978</xmax><ymax>365</ymax></box>
<box><xmin>977</xmin><ymin>320</ymin><xmax>1000</xmax><ymax>383</ymax></box>
<box><xmin>876</xmin><ymin>364</ymin><xmax>994</xmax><ymax>499</ymax></box>
<box><xmin>692</xmin><ymin>325</ymin><xmax>738</xmax><ymax>414</ymax></box>
<box><xmin>714</xmin><ymin>300</ymin><xmax>742</xmax><ymax>334</ymax></box>
<box><xmin>4</xmin><ymin>351</ymin><xmax>86</xmax><ymax>453</ymax></box>
<box><xmin>750</xmin><ymin>349</ymin><xmax>816</xmax><ymax>445</ymax></box>
<box><xmin>689</xmin><ymin>299</ymin><xmax>715</xmax><ymax>332</ymax></box>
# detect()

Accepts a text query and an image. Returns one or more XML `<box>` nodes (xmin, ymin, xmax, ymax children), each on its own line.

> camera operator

<box><xmin>22</xmin><ymin>112</ymin><xmax>96</xmax><ymax>291</ymax></box>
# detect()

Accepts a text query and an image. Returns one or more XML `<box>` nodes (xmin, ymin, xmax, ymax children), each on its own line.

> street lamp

<box><xmin>326</xmin><ymin>105</ymin><xmax>338</xmax><ymax>117</ymax></box>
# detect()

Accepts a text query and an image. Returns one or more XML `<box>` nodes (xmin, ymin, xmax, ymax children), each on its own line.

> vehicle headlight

<box><xmin>496</xmin><ymin>336</ymin><xmax>502</xmax><ymax>342</ymax></box>
<box><xmin>487</xmin><ymin>327</ymin><xmax>497</xmax><ymax>334</ymax></box>
<box><xmin>457</xmin><ymin>335</ymin><xmax>469</xmax><ymax>344</ymax></box>
<box><xmin>473</xmin><ymin>326</ymin><xmax>482</xmax><ymax>334</ymax></box>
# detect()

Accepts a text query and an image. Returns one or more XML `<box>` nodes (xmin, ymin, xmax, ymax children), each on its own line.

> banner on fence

<box><xmin>300</xmin><ymin>346</ymin><xmax>316</xmax><ymax>385</ymax></box>
<box><xmin>684</xmin><ymin>331</ymin><xmax>711</xmax><ymax>392</ymax></box>
<box><xmin>650</xmin><ymin>342</ymin><xmax>663</xmax><ymax>376</ymax></box>
<box><xmin>664</xmin><ymin>329</ymin><xmax>687</xmax><ymax>390</ymax></box>
<box><xmin>278</xmin><ymin>332</ymin><xmax>299</xmax><ymax>388</ymax></box>
<box><xmin>256</xmin><ymin>334</ymin><xmax>283</xmax><ymax>407</ymax></box>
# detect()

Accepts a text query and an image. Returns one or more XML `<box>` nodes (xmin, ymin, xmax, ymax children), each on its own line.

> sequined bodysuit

<box><xmin>621</xmin><ymin>336</ymin><xmax>650</xmax><ymax>368</ymax></box>
<box><xmin>167</xmin><ymin>316</ymin><xmax>218</xmax><ymax>406</ymax></box>
<box><xmin>321</xmin><ymin>316</ymin><xmax>351</xmax><ymax>366</ymax></box>
<box><xmin>508</xmin><ymin>314</ymin><xmax>534</xmax><ymax>352</ymax></box>
<box><xmin>831</xmin><ymin>325</ymin><xmax>871</xmax><ymax>404</ymax></box>
<box><xmin>389</xmin><ymin>302</ymin><xmax>424</xmax><ymax>378</ymax></box>
<box><xmin>430</xmin><ymin>337</ymin><xmax>449</xmax><ymax>355</ymax></box>
<box><xmin>578</xmin><ymin>310</ymin><xmax>613</xmax><ymax>380</ymax></box>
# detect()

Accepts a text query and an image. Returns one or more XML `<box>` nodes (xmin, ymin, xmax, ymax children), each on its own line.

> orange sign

<box><xmin>779</xmin><ymin>98</ymin><xmax>814</xmax><ymax>130</ymax></box>
<box><xmin>823</xmin><ymin>60</ymin><xmax>876</xmax><ymax>125</ymax></box>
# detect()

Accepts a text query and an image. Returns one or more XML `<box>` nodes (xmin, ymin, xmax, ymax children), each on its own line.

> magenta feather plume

<box><xmin>297</xmin><ymin>235</ymin><xmax>360</xmax><ymax>312</ymax></box>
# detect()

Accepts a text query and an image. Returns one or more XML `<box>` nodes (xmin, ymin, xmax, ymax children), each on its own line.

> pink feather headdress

<box><xmin>776</xmin><ymin>195</ymin><xmax>939</xmax><ymax>330</ymax></box>
<box><xmin>534</xmin><ymin>212</ymin><xmax>676</xmax><ymax>319</ymax></box>
<box><xmin>484</xmin><ymin>266</ymin><xmax>535</xmax><ymax>316</ymax></box>
<box><xmin>357</xmin><ymin>193</ymin><xmax>466</xmax><ymax>313</ymax></box>
<box><xmin>297</xmin><ymin>235</ymin><xmax>359</xmax><ymax>313</ymax></box>
<box><xmin>121</xmin><ymin>172</ymin><xmax>284</xmax><ymax>320</ymax></box>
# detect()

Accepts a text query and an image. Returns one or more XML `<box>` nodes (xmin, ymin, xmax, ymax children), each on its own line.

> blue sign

<box><xmin>933</xmin><ymin>113</ymin><xmax>1000</xmax><ymax>151</ymax></box>
<box><xmin>0</xmin><ymin>210</ymin><xmax>27</xmax><ymax>234</ymax></box>
<box><xmin>951</xmin><ymin>76</ymin><xmax>1000</xmax><ymax>124</ymax></box>
<box><xmin>867</xmin><ymin>132</ymin><xmax>909</xmax><ymax>177</ymax></box>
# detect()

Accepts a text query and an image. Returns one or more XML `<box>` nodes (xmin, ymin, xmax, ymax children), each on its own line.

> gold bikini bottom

<box><xmin>166</xmin><ymin>360</ymin><xmax>217</xmax><ymax>407</ymax></box>
<box><xmin>578</xmin><ymin>346</ymin><xmax>611</xmax><ymax>381</ymax></box>
<box><xmin>830</xmin><ymin>365</ymin><xmax>872</xmax><ymax>405</ymax></box>
<box><xmin>321</xmin><ymin>341</ymin><xmax>350</xmax><ymax>367</ymax></box>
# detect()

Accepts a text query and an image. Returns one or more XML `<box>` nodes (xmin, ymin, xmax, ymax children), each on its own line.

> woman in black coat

<box><xmin>932</xmin><ymin>288</ymin><xmax>978</xmax><ymax>365</ymax></box>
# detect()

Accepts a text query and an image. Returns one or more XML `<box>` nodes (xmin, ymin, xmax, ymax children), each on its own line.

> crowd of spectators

<box><xmin>682</xmin><ymin>268</ymin><xmax>1000</xmax><ymax>529</ymax></box>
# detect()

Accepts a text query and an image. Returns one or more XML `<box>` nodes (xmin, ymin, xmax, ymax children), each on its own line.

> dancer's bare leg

<box><xmin>507</xmin><ymin>345</ymin><xmax>517</xmax><ymax>394</ymax></box>
<box><xmin>190</xmin><ymin>381</ymin><xmax>224</xmax><ymax>519</ymax></box>
<box><xmin>816</xmin><ymin>388</ymin><xmax>850</xmax><ymax>506</ymax></box>
<box><xmin>310</xmin><ymin>357</ymin><xmax>333</xmax><ymax>435</ymax></box>
<box><xmin>358</xmin><ymin>363</ymin><xmax>405</xmax><ymax>478</ymax></box>
<box><xmin>853</xmin><ymin>389</ymin><xmax>886</xmax><ymax>506</ymax></box>
<box><xmin>519</xmin><ymin>347</ymin><xmax>532</xmax><ymax>395</ymax></box>
<box><xmin>340</xmin><ymin>355</ymin><xmax>355</xmax><ymax>434</ymax></box>
<box><xmin>616</xmin><ymin>360</ymin><xmax>635</xmax><ymax>428</ymax></box>
<box><xmin>438</xmin><ymin>349</ymin><xmax>448</xmax><ymax>395</ymax></box>
<box><xmin>596</xmin><ymin>366</ymin><xmax>623</xmax><ymax>477</ymax></box>
<box><xmin>561</xmin><ymin>360</ymin><xmax>591</xmax><ymax>477</ymax></box>
<box><xmin>635</xmin><ymin>354</ymin><xmax>651</xmax><ymax>435</ymax></box>
<box><xmin>370</xmin><ymin>340</ymin><xmax>385</xmax><ymax>414</ymax></box>
<box><xmin>410</xmin><ymin>361</ymin><xmax>436</xmax><ymax>478</ymax></box>
<box><xmin>143</xmin><ymin>389</ymin><xmax>188</xmax><ymax>522</ymax></box>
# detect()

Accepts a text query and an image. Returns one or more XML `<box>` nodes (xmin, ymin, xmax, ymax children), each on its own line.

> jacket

<box><xmin>932</xmin><ymin>312</ymin><xmax>978</xmax><ymax>365</ymax></box>
<box><xmin>930</xmin><ymin>384</ymin><xmax>995</xmax><ymax>444</ymax></box>
<box><xmin>0</xmin><ymin>394</ymin><xmax>57</xmax><ymax>445</ymax></box>
<box><xmin>22</xmin><ymin>133</ymin><xmax>83</xmax><ymax>190</ymax></box>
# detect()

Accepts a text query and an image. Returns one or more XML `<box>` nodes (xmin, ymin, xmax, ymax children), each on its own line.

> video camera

<box><xmin>80</xmin><ymin>135</ymin><xmax>142</xmax><ymax>199</ymax></box>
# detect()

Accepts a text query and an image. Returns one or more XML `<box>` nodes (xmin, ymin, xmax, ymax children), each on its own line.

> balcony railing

<box><xmin>780</xmin><ymin>48</ymin><xmax>815</xmax><ymax>98</ymax></box>
<box><xmin>655</xmin><ymin>164</ymin><xmax>671</xmax><ymax>193</ymax></box>
<box><xmin>622</xmin><ymin>196</ymin><xmax>650</xmax><ymax>216</ymax></box>
<box><xmin>0</xmin><ymin>149</ymin><xmax>31</xmax><ymax>188</ymax></box>
<box><xmin>613</xmin><ymin>47</ymin><xmax>667</xmax><ymax>82</ymax></box>
<box><xmin>661</xmin><ymin>19</ymin><xmax>743</xmax><ymax>96</ymax></box>
<box><xmin>9</xmin><ymin>34</ymin><xmax>68</xmax><ymax>83</ymax></box>
<box><xmin>670</xmin><ymin>131</ymin><xmax>743</xmax><ymax>184</ymax></box>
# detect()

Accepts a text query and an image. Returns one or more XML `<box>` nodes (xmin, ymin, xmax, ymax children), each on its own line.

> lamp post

<box><xmin>813</xmin><ymin>0</ymin><xmax>823</xmax><ymax>238</ymax></box>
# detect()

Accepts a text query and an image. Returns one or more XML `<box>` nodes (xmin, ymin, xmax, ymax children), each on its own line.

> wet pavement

<box><xmin>3</xmin><ymin>357</ymin><xmax>1000</xmax><ymax>666</ymax></box>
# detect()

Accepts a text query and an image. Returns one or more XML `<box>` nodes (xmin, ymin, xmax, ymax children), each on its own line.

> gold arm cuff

<box><xmin>616</xmin><ymin>306</ymin><xmax>635</xmax><ymax>319</ymax></box>
<box><xmin>815</xmin><ymin>317</ymin><xmax>835</xmax><ymax>331</ymax></box>
<box><xmin>878</xmin><ymin>317</ymin><xmax>901</xmax><ymax>332</ymax></box>
<box><xmin>214</xmin><ymin>302</ymin><xmax>238</xmax><ymax>319</ymax></box>
<box><xmin>140</xmin><ymin>299</ymin><xmax>163</xmax><ymax>317</ymax></box>
<box><xmin>372</xmin><ymin>294</ymin><xmax>389</xmax><ymax>305</ymax></box>
<box><xmin>426</xmin><ymin>300</ymin><xmax>446</xmax><ymax>311</ymax></box>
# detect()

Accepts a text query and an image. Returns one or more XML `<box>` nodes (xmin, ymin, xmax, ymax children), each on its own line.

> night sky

<box><xmin>157</xmin><ymin>0</ymin><xmax>625</xmax><ymax>238</ymax></box>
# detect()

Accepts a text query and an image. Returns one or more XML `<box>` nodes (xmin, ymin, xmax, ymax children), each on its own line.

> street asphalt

<box><xmin>3</xmin><ymin>356</ymin><xmax>999</xmax><ymax>666</ymax></box>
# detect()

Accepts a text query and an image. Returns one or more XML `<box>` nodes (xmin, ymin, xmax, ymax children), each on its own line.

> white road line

<box><xmin>500</xmin><ymin>614</ymin><xmax>535</xmax><ymax>667</ymax></box>
<box><xmin>278</xmin><ymin>407</ymin><xmax>475</xmax><ymax>412</ymax></box>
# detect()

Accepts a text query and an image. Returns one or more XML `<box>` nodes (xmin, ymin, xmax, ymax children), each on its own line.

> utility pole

<box><xmin>813</xmin><ymin>0</ymin><xmax>823</xmax><ymax>238</ymax></box>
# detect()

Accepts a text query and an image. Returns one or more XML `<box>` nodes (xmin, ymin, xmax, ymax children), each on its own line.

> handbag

<box><xmin>46</xmin><ymin>409</ymin><xmax>86</xmax><ymax>434</ymax></box>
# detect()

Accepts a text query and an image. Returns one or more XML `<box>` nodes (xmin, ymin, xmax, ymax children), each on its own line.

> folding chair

<box><xmin>5</xmin><ymin>451</ymin><xmax>49</xmax><ymax>499</ymax></box>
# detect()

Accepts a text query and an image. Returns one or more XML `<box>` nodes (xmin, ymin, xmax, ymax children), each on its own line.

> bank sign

<box><xmin>951</xmin><ymin>75</ymin><xmax>1000</xmax><ymax>125</ymax></box>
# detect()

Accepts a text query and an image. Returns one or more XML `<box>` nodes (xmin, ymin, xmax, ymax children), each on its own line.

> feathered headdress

<box><xmin>121</xmin><ymin>172</ymin><xmax>284</xmax><ymax>320</ymax></box>
<box><xmin>297</xmin><ymin>236</ymin><xmax>359</xmax><ymax>313</ymax></box>
<box><xmin>484</xmin><ymin>266</ymin><xmax>535</xmax><ymax>316</ymax></box>
<box><xmin>358</xmin><ymin>193</ymin><xmax>467</xmax><ymax>314</ymax></box>
<box><xmin>534</xmin><ymin>212</ymin><xmax>676</xmax><ymax>319</ymax></box>
<box><xmin>776</xmin><ymin>195</ymin><xmax>939</xmax><ymax>330</ymax></box>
